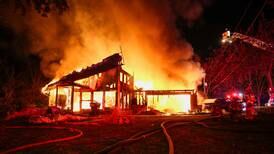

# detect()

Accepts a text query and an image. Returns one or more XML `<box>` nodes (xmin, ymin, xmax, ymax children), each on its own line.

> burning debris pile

<box><xmin>5</xmin><ymin>107</ymin><xmax>88</xmax><ymax>124</ymax></box>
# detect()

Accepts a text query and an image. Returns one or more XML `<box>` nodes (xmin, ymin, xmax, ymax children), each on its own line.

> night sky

<box><xmin>184</xmin><ymin>0</ymin><xmax>271</xmax><ymax>60</ymax></box>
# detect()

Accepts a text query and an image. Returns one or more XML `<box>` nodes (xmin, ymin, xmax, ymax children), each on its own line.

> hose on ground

<box><xmin>159</xmin><ymin>116</ymin><xmax>220</xmax><ymax>154</ymax></box>
<box><xmin>95</xmin><ymin>116</ymin><xmax>220</xmax><ymax>154</ymax></box>
<box><xmin>2</xmin><ymin>126</ymin><xmax>83</xmax><ymax>154</ymax></box>
<box><xmin>161</xmin><ymin>121</ymin><xmax>174</xmax><ymax>154</ymax></box>
<box><xmin>95</xmin><ymin>121</ymin><xmax>191</xmax><ymax>154</ymax></box>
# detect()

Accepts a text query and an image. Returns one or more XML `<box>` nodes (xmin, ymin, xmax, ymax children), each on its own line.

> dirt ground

<box><xmin>1</xmin><ymin>113</ymin><xmax>274</xmax><ymax>154</ymax></box>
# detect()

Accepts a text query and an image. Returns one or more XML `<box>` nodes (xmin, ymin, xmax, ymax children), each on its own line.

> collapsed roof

<box><xmin>48</xmin><ymin>53</ymin><xmax>123</xmax><ymax>87</ymax></box>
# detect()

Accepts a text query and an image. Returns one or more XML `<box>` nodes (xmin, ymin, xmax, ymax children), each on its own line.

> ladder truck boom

<box><xmin>222</xmin><ymin>30</ymin><xmax>273</xmax><ymax>53</ymax></box>
<box><xmin>221</xmin><ymin>30</ymin><xmax>274</xmax><ymax>106</ymax></box>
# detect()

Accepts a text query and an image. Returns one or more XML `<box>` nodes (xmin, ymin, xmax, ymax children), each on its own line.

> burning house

<box><xmin>44</xmin><ymin>53</ymin><xmax>133</xmax><ymax>112</ymax></box>
<box><xmin>44</xmin><ymin>53</ymin><xmax>198</xmax><ymax>113</ymax></box>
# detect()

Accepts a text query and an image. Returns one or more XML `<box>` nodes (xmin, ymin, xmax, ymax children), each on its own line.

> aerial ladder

<box><xmin>222</xmin><ymin>30</ymin><xmax>274</xmax><ymax>105</ymax></box>
<box><xmin>222</xmin><ymin>30</ymin><xmax>273</xmax><ymax>53</ymax></box>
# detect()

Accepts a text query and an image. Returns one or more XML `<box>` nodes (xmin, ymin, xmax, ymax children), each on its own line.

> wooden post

<box><xmin>90</xmin><ymin>91</ymin><xmax>94</xmax><ymax>103</ymax></box>
<box><xmin>131</xmin><ymin>75</ymin><xmax>134</xmax><ymax>106</ymax></box>
<box><xmin>90</xmin><ymin>91</ymin><xmax>94</xmax><ymax>111</ymax></box>
<box><xmin>191</xmin><ymin>93</ymin><xmax>198</xmax><ymax>112</ymax></box>
<box><xmin>102</xmin><ymin>91</ymin><xmax>105</xmax><ymax>111</ymax></box>
<box><xmin>121</xmin><ymin>73</ymin><xmax>124</xmax><ymax>110</ymax></box>
<box><xmin>138</xmin><ymin>92</ymin><xmax>141</xmax><ymax>105</ymax></box>
<box><xmin>145</xmin><ymin>93</ymin><xmax>148</xmax><ymax>111</ymax></box>
<box><xmin>55</xmin><ymin>85</ymin><xmax>58</xmax><ymax>107</ymax></box>
<box><xmin>116</xmin><ymin>67</ymin><xmax>121</xmax><ymax>110</ymax></box>
<box><xmin>125</xmin><ymin>93</ymin><xmax>128</xmax><ymax>109</ymax></box>
<box><xmin>80</xmin><ymin>90</ymin><xmax>82</xmax><ymax>112</ymax></box>
<box><xmin>121</xmin><ymin>91</ymin><xmax>124</xmax><ymax>110</ymax></box>
<box><xmin>71</xmin><ymin>85</ymin><xmax>74</xmax><ymax>112</ymax></box>
<box><xmin>145</xmin><ymin>93</ymin><xmax>148</xmax><ymax>105</ymax></box>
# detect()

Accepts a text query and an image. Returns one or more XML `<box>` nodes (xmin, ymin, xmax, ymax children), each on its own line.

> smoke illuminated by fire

<box><xmin>1</xmin><ymin>0</ymin><xmax>210</xmax><ymax>113</ymax></box>
<box><xmin>59</xmin><ymin>0</ymin><xmax>205</xmax><ymax>90</ymax></box>
<box><xmin>1</xmin><ymin>0</ymin><xmax>206</xmax><ymax>90</ymax></box>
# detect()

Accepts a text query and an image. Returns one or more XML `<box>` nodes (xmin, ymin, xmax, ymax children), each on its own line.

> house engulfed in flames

<box><xmin>43</xmin><ymin>53</ymin><xmax>198</xmax><ymax>113</ymax></box>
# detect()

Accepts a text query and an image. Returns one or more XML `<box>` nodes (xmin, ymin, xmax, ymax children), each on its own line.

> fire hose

<box><xmin>108</xmin><ymin>117</ymin><xmax>274</xmax><ymax>154</ymax></box>
<box><xmin>96</xmin><ymin>115</ymin><xmax>274</xmax><ymax>154</ymax></box>
<box><xmin>161</xmin><ymin>121</ymin><xmax>174</xmax><ymax>154</ymax></box>
<box><xmin>1</xmin><ymin>126</ymin><xmax>83</xmax><ymax>154</ymax></box>
<box><xmin>95</xmin><ymin>121</ymin><xmax>192</xmax><ymax>154</ymax></box>
<box><xmin>95</xmin><ymin>116</ymin><xmax>223</xmax><ymax>154</ymax></box>
<box><xmin>95</xmin><ymin>116</ymin><xmax>220</xmax><ymax>154</ymax></box>
<box><xmin>159</xmin><ymin>116</ymin><xmax>222</xmax><ymax>154</ymax></box>
<box><xmin>4</xmin><ymin>116</ymin><xmax>270</xmax><ymax>153</ymax></box>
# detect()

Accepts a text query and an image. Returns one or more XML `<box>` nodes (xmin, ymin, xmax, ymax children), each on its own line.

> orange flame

<box><xmin>147</xmin><ymin>95</ymin><xmax>191</xmax><ymax>113</ymax></box>
<box><xmin>38</xmin><ymin>0</ymin><xmax>206</xmax><ymax>113</ymax></box>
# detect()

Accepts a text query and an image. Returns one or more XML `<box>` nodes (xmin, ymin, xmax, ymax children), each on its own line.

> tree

<box><xmin>0</xmin><ymin>0</ymin><xmax>64</xmax><ymax>119</ymax></box>
<box><xmin>204</xmin><ymin>17</ymin><xmax>273</xmax><ymax>105</ymax></box>
<box><xmin>0</xmin><ymin>54</ymin><xmax>49</xmax><ymax>118</ymax></box>
<box><xmin>0</xmin><ymin>0</ymin><xmax>69</xmax><ymax>17</ymax></box>
<box><xmin>256</xmin><ymin>17</ymin><xmax>274</xmax><ymax>89</ymax></box>
<box><xmin>203</xmin><ymin>42</ymin><xmax>250</xmax><ymax>97</ymax></box>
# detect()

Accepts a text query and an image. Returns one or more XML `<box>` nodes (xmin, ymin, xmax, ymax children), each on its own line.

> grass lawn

<box><xmin>1</xmin><ymin>114</ymin><xmax>274</xmax><ymax>153</ymax></box>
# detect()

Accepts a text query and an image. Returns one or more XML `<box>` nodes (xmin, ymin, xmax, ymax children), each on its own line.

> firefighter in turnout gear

<box><xmin>244</xmin><ymin>84</ymin><xmax>256</xmax><ymax>120</ymax></box>
<box><xmin>229</xmin><ymin>96</ymin><xmax>243</xmax><ymax>121</ymax></box>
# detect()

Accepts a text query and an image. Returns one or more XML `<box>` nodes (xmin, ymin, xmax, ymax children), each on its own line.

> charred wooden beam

<box><xmin>56</xmin><ymin>53</ymin><xmax>122</xmax><ymax>84</ymax></box>
<box><xmin>136</xmin><ymin>90</ymin><xmax>195</xmax><ymax>95</ymax></box>
<box><xmin>46</xmin><ymin>53</ymin><xmax>122</xmax><ymax>89</ymax></box>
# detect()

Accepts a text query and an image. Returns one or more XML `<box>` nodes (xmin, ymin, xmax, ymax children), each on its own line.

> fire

<box><xmin>135</xmin><ymin>80</ymin><xmax>153</xmax><ymax>90</ymax></box>
<box><xmin>48</xmin><ymin>87</ymin><xmax>71</xmax><ymax>110</ymax></box>
<box><xmin>76</xmin><ymin>68</ymin><xmax>83</xmax><ymax>72</ymax></box>
<box><xmin>147</xmin><ymin>95</ymin><xmax>191</xmax><ymax>113</ymax></box>
<box><xmin>81</xmin><ymin>92</ymin><xmax>91</xmax><ymax>110</ymax></box>
<box><xmin>41</xmin><ymin>78</ymin><xmax>59</xmax><ymax>94</ymax></box>
<box><xmin>135</xmin><ymin>80</ymin><xmax>192</xmax><ymax>113</ymax></box>
<box><xmin>38</xmin><ymin>0</ymin><xmax>206</xmax><ymax>114</ymax></box>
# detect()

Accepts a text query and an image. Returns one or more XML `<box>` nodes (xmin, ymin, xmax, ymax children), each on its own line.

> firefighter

<box><xmin>244</xmin><ymin>84</ymin><xmax>256</xmax><ymax>120</ymax></box>
<box><xmin>268</xmin><ymin>87</ymin><xmax>274</xmax><ymax>105</ymax></box>
<box><xmin>212</xmin><ymin>99</ymin><xmax>223</xmax><ymax>116</ymax></box>
<box><xmin>229</xmin><ymin>96</ymin><xmax>242</xmax><ymax>121</ymax></box>
<box><xmin>46</xmin><ymin>106</ymin><xmax>60</xmax><ymax>120</ymax></box>
<box><xmin>90</xmin><ymin>102</ymin><xmax>100</xmax><ymax>115</ymax></box>
<box><xmin>130</xmin><ymin>97</ymin><xmax>138</xmax><ymax>114</ymax></box>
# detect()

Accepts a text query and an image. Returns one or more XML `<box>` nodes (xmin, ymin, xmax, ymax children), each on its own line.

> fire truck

<box><xmin>222</xmin><ymin>30</ymin><xmax>274</xmax><ymax>106</ymax></box>
<box><xmin>266</xmin><ymin>87</ymin><xmax>274</xmax><ymax>107</ymax></box>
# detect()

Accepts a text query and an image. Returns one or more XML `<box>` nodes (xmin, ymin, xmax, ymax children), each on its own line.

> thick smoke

<box><xmin>1</xmin><ymin>0</ymin><xmax>208</xmax><ymax>89</ymax></box>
